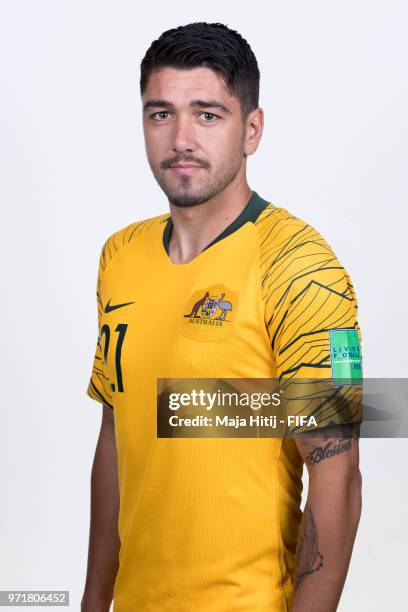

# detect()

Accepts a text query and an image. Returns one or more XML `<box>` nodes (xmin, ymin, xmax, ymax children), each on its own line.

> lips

<box><xmin>169</xmin><ymin>164</ymin><xmax>204</xmax><ymax>174</ymax></box>
<box><xmin>169</xmin><ymin>164</ymin><xmax>203</xmax><ymax>169</ymax></box>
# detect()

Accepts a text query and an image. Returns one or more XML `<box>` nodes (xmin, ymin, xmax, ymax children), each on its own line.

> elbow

<box><xmin>310</xmin><ymin>466</ymin><xmax>363</xmax><ymax>522</ymax></box>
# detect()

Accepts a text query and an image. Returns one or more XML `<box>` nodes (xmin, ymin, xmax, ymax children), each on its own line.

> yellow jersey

<box><xmin>86</xmin><ymin>191</ymin><xmax>362</xmax><ymax>611</ymax></box>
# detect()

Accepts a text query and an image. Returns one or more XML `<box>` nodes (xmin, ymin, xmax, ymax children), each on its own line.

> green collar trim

<box><xmin>162</xmin><ymin>190</ymin><xmax>269</xmax><ymax>255</ymax></box>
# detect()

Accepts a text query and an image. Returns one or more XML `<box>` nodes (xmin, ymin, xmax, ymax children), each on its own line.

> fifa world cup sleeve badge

<box><xmin>329</xmin><ymin>328</ymin><xmax>362</xmax><ymax>386</ymax></box>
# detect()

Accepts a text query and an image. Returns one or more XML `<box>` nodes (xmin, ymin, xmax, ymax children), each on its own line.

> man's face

<box><xmin>142</xmin><ymin>66</ymin><xmax>249</xmax><ymax>207</ymax></box>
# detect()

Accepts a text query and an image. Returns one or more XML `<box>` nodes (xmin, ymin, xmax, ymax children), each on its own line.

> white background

<box><xmin>1</xmin><ymin>1</ymin><xmax>407</xmax><ymax>610</ymax></box>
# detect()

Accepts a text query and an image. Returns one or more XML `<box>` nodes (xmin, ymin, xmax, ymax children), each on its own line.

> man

<box><xmin>82</xmin><ymin>22</ymin><xmax>363</xmax><ymax>612</ymax></box>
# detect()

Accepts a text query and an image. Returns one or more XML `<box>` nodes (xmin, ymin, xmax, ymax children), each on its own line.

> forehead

<box><xmin>142</xmin><ymin>66</ymin><xmax>236</xmax><ymax>107</ymax></box>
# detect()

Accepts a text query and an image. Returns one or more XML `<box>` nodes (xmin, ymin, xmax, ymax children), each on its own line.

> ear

<box><xmin>244</xmin><ymin>107</ymin><xmax>264</xmax><ymax>156</ymax></box>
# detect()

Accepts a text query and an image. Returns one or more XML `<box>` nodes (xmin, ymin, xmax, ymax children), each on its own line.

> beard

<box><xmin>149</xmin><ymin>139</ymin><xmax>246</xmax><ymax>208</ymax></box>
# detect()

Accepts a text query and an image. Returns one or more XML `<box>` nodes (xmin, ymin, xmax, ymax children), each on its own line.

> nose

<box><xmin>172</xmin><ymin>115</ymin><xmax>197</xmax><ymax>154</ymax></box>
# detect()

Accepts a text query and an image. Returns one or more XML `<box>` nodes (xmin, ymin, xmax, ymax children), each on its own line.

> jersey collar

<box><xmin>162</xmin><ymin>190</ymin><xmax>269</xmax><ymax>255</ymax></box>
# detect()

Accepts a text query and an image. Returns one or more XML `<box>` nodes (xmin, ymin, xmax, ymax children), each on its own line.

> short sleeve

<box><xmin>86</xmin><ymin>244</ymin><xmax>114</xmax><ymax>409</ymax></box>
<box><xmin>260</xmin><ymin>213</ymin><xmax>363</xmax><ymax>429</ymax></box>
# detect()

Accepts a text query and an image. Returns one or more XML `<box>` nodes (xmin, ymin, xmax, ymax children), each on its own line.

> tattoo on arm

<box><xmin>305</xmin><ymin>438</ymin><xmax>352</xmax><ymax>465</ymax></box>
<box><xmin>302</xmin><ymin>422</ymin><xmax>360</xmax><ymax>466</ymax></box>
<box><xmin>295</xmin><ymin>504</ymin><xmax>324</xmax><ymax>587</ymax></box>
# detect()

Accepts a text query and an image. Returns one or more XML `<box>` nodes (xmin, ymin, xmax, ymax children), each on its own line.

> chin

<box><xmin>169</xmin><ymin>195</ymin><xmax>208</xmax><ymax>208</ymax></box>
<box><xmin>164</xmin><ymin>183</ymin><xmax>213</xmax><ymax>208</ymax></box>
<box><xmin>157</xmin><ymin>172</ymin><xmax>227</xmax><ymax>208</ymax></box>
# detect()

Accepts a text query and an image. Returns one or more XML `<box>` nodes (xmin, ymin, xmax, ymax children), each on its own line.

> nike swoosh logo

<box><xmin>104</xmin><ymin>299</ymin><xmax>135</xmax><ymax>313</ymax></box>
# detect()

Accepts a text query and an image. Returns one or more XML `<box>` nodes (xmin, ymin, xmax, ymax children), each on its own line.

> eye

<box><xmin>200</xmin><ymin>112</ymin><xmax>220</xmax><ymax>122</ymax></box>
<box><xmin>151</xmin><ymin>111</ymin><xmax>170</xmax><ymax>121</ymax></box>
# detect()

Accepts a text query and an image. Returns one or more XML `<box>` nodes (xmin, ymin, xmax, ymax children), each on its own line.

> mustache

<box><xmin>160</xmin><ymin>155</ymin><xmax>211</xmax><ymax>170</ymax></box>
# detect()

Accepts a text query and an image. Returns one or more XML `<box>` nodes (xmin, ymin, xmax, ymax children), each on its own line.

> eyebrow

<box><xmin>143</xmin><ymin>99</ymin><xmax>231</xmax><ymax>114</ymax></box>
<box><xmin>190</xmin><ymin>99</ymin><xmax>231</xmax><ymax>114</ymax></box>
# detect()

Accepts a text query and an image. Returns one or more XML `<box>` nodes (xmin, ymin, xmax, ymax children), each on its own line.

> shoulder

<box><xmin>253</xmin><ymin>203</ymin><xmax>358</xmax><ymax>311</ymax></box>
<box><xmin>254</xmin><ymin>203</ymin><xmax>336</xmax><ymax>259</ymax></box>
<box><xmin>254</xmin><ymin>203</ymin><xmax>342</xmax><ymax>279</ymax></box>
<box><xmin>98</xmin><ymin>211</ymin><xmax>169</xmax><ymax>275</ymax></box>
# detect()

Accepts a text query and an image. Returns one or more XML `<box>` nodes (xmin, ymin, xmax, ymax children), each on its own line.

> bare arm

<box><xmin>292</xmin><ymin>424</ymin><xmax>362</xmax><ymax>612</ymax></box>
<box><xmin>81</xmin><ymin>405</ymin><xmax>120</xmax><ymax>612</ymax></box>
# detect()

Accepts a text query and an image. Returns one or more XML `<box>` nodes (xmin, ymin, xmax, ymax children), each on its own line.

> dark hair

<box><xmin>140</xmin><ymin>22</ymin><xmax>260</xmax><ymax>118</ymax></box>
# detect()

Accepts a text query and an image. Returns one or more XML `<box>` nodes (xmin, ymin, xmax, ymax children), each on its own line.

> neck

<box><xmin>167</xmin><ymin>176</ymin><xmax>252</xmax><ymax>265</ymax></box>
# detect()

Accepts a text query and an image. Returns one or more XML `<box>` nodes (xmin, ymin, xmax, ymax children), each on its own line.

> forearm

<box><xmin>292</xmin><ymin>471</ymin><xmax>362</xmax><ymax>611</ymax></box>
<box><xmin>82</xmin><ymin>412</ymin><xmax>120</xmax><ymax>611</ymax></box>
<box><xmin>81</xmin><ymin>520</ymin><xmax>120</xmax><ymax>611</ymax></box>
